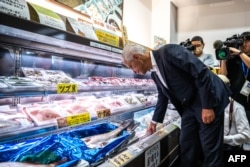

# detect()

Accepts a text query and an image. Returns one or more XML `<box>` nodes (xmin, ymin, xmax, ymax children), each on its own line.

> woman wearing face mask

<box><xmin>191</xmin><ymin>36</ymin><xmax>215</xmax><ymax>70</ymax></box>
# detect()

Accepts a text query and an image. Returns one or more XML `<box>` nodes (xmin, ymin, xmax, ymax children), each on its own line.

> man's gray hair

<box><xmin>122</xmin><ymin>43</ymin><xmax>145</xmax><ymax>61</ymax></box>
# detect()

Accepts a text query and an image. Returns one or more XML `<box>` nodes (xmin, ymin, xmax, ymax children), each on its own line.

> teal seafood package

<box><xmin>0</xmin><ymin>122</ymin><xmax>131</xmax><ymax>165</ymax></box>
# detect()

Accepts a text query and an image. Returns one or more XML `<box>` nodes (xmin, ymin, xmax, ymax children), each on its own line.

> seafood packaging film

<box><xmin>2</xmin><ymin>76</ymin><xmax>42</xmax><ymax>88</ymax></box>
<box><xmin>22</xmin><ymin>67</ymin><xmax>51</xmax><ymax>86</ymax></box>
<box><xmin>0</xmin><ymin>105</ymin><xmax>34</xmax><ymax>134</ymax></box>
<box><xmin>22</xmin><ymin>67</ymin><xmax>81</xmax><ymax>87</ymax></box>
<box><xmin>0</xmin><ymin>78</ymin><xmax>9</xmax><ymax>88</ymax></box>
<box><xmin>75</xmin><ymin>96</ymin><xmax>110</xmax><ymax>118</ymax></box>
<box><xmin>98</xmin><ymin>96</ymin><xmax>129</xmax><ymax>113</ymax></box>
<box><xmin>23</xmin><ymin>103</ymin><xmax>68</xmax><ymax>126</ymax></box>
<box><xmin>122</xmin><ymin>94</ymin><xmax>145</xmax><ymax>108</ymax></box>
<box><xmin>54</xmin><ymin>99</ymin><xmax>94</xmax><ymax>116</ymax></box>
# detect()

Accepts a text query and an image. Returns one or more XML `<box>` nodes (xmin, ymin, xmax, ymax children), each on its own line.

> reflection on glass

<box><xmin>21</xmin><ymin>49</ymin><xmax>83</xmax><ymax>79</ymax></box>
<box><xmin>0</xmin><ymin>46</ymin><xmax>15</xmax><ymax>76</ymax></box>
<box><xmin>33</xmin><ymin>54</ymin><xmax>52</xmax><ymax>70</ymax></box>
<box><xmin>21</xmin><ymin>48</ymin><xmax>151</xmax><ymax>80</ymax></box>
<box><xmin>60</xmin><ymin>58</ymin><xmax>82</xmax><ymax>78</ymax></box>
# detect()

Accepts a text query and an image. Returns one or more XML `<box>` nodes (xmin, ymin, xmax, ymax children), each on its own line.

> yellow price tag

<box><xmin>94</xmin><ymin>29</ymin><xmax>119</xmax><ymax>47</ymax></box>
<box><xmin>57</xmin><ymin>83</ymin><xmax>78</xmax><ymax>94</ymax></box>
<box><xmin>96</xmin><ymin>109</ymin><xmax>111</xmax><ymax>118</ymax></box>
<box><xmin>57</xmin><ymin>112</ymin><xmax>91</xmax><ymax>128</ymax></box>
<box><xmin>109</xmin><ymin>151</ymin><xmax>133</xmax><ymax>167</ymax></box>
<box><xmin>66</xmin><ymin>113</ymin><xmax>91</xmax><ymax>126</ymax></box>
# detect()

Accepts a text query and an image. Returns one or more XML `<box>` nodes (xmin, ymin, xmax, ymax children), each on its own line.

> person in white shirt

<box><xmin>224</xmin><ymin>99</ymin><xmax>250</xmax><ymax>149</ymax></box>
<box><xmin>218</xmin><ymin>74</ymin><xmax>250</xmax><ymax>150</ymax></box>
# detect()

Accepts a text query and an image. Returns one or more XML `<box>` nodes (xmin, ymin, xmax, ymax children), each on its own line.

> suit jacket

<box><xmin>151</xmin><ymin>44</ymin><xmax>231</xmax><ymax>123</ymax></box>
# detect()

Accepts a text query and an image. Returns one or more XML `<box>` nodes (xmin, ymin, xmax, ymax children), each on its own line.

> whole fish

<box><xmin>81</xmin><ymin>121</ymin><xmax>133</xmax><ymax>148</ymax></box>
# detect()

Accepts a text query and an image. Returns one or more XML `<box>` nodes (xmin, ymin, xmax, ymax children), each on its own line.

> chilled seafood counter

<box><xmin>0</xmin><ymin>120</ymin><xmax>135</xmax><ymax>167</ymax></box>
<box><xmin>0</xmin><ymin>106</ymin><xmax>180</xmax><ymax>167</ymax></box>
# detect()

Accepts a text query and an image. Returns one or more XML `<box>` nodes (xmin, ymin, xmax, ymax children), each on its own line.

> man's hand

<box><xmin>202</xmin><ymin>109</ymin><xmax>215</xmax><ymax>124</ymax></box>
<box><xmin>146</xmin><ymin>121</ymin><xmax>157</xmax><ymax>135</ymax></box>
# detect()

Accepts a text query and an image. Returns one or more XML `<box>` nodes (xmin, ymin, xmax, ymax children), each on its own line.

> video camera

<box><xmin>214</xmin><ymin>34</ymin><xmax>244</xmax><ymax>60</ymax></box>
<box><xmin>180</xmin><ymin>38</ymin><xmax>196</xmax><ymax>51</ymax></box>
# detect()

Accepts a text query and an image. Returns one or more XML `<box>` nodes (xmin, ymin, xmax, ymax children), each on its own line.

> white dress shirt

<box><xmin>150</xmin><ymin>51</ymin><xmax>169</xmax><ymax>125</ymax></box>
<box><xmin>150</xmin><ymin>51</ymin><xmax>168</xmax><ymax>89</ymax></box>
<box><xmin>224</xmin><ymin>100</ymin><xmax>250</xmax><ymax>146</ymax></box>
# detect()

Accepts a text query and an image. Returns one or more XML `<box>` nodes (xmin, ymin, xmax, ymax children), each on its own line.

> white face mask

<box><xmin>194</xmin><ymin>46</ymin><xmax>203</xmax><ymax>56</ymax></box>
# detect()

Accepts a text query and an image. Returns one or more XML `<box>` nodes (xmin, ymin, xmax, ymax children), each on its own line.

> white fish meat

<box><xmin>81</xmin><ymin>121</ymin><xmax>133</xmax><ymax>148</ymax></box>
<box><xmin>0</xmin><ymin>119</ymin><xmax>21</xmax><ymax>132</ymax></box>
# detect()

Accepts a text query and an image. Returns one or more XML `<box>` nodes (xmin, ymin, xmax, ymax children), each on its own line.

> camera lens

<box><xmin>218</xmin><ymin>50</ymin><xmax>227</xmax><ymax>59</ymax></box>
<box><xmin>216</xmin><ymin>48</ymin><xmax>230</xmax><ymax>60</ymax></box>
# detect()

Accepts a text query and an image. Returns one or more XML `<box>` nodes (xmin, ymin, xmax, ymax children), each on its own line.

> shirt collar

<box><xmin>150</xmin><ymin>51</ymin><xmax>157</xmax><ymax>72</ymax></box>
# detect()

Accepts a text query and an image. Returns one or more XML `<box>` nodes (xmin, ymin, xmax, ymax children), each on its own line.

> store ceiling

<box><xmin>171</xmin><ymin>0</ymin><xmax>250</xmax><ymax>7</ymax></box>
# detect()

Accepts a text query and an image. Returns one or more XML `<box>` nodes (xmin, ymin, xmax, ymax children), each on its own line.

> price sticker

<box><xmin>96</xmin><ymin>109</ymin><xmax>111</xmax><ymax>118</ymax></box>
<box><xmin>57</xmin><ymin>112</ymin><xmax>91</xmax><ymax>128</ymax></box>
<box><xmin>109</xmin><ymin>151</ymin><xmax>133</xmax><ymax>167</ymax></box>
<box><xmin>57</xmin><ymin>83</ymin><xmax>78</xmax><ymax>94</ymax></box>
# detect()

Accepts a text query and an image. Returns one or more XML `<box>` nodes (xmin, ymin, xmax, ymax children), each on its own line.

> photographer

<box><xmin>191</xmin><ymin>36</ymin><xmax>215</xmax><ymax>69</ymax></box>
<box><xmin>220</xmin><ymin>31</ymin><xmax>250</xmax><ymax>114</ymax></box>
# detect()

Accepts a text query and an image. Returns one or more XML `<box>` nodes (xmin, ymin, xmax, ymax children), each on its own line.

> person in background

<box><xmin>220</xmin><ymin>31</ymin><xmax>250</xmax><ymax>121</ymax></box>
<box><xmin>218</xmin><ymin>74</ymin><xmax>250</xmax><ymax>150</ymax></box>
<box><xmin>0</xmin><ymin>47</ymin><xmax>14</xmax><ymax>76</ymax></box>
<box><xmin>191</xmin><ymin>36</ymin><xmax>215</xmax><ymax>69</ymax></box>
<box><xmin>122</xmin><ymin>43</ymin><xmax>231</xmax><ymax>167</ymax></box>
<box><xmin>33</xmin><ymin>53</ymin><xmax>52</xmax><ymax>70</ymax></box>
<box><xmin>60</xmin><ymin>59</ymin><xmax>81</xmax><ymax>78</ymax></box>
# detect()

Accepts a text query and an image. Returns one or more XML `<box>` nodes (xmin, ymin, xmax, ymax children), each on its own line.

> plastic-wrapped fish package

<box><xmin>22</xmin><ymin>103</ymin><xmax>68</xmax><ymax>126</ymax></box>
<box><xmin>133</xmin><ymin>107</ymin><xmax>181</xmax><ymax>138</ymax></box>
<box><xmin>0</xmin><ymin>105</ymin><xmax>34</xmax><ymax>135</ymax></box>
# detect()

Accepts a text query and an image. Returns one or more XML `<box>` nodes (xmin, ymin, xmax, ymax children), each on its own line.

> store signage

<box><xmin>66</xmin><ymin>17</ymin><xmax>84</xmax><ymax>36</ymax></box>
<box><xmin>0</xmin><ymin>0</ymin><xmax>30</xmax><ymax>19</ymax></box>
<box><xmin>96</xmin><ymin>109</ymin><xmax>111</xmax><ymax>118</ymax></box>
<box><xmin>55</xmin><ymin>0</ymin><xmax>123</xmax><ymax>33</ymax></box>
<box><xmin>57</xmin><ymin>83</ymin><xmax>78</xmax><ymax>94</ymax></box>
<box><xmin>109</xmin><ymin>151</ymin><xmax>133</xmax><ymax>167</ymax></box>
<box><xmin>28</xmin><ymin>2</ymin><xmax>66</xmax><ymax>31</ymax></box>
<box><xmin>66</xmin><ymin>17</ymin><xmax>98</xmax><ymax>41</ymax></box>
<box><xmin>78</xmin><ymin>18</ymin><xmax>99</xmax><ymax>40</ymax></box>
<box><xmin>57</xmin><ymin>112</ymin><xmax>91</xmax><ymax>128</ymax></box>
<box><xmin>122</xmin><ymin>25</ymin><xmax>128</xmax><ymax>46</ymax></box>
<box><xmin>145</xmin><ymin>142</ymin><xmax>160</xmax><ymax>167</ymax></box>
<box><xmin>94</xmin><ymin>29</ymin><xmax>119</xmax><ymax>47</ymax></box>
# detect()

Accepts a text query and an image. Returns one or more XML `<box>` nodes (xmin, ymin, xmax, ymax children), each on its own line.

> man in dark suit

<box><xmin>122</xmin><ymin>43</ymin><xmax>231</xmax><ymax>167</ymax></box>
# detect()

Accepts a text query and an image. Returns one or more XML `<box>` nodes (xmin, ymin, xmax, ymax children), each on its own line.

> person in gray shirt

<box><xmin>191</xmin><ymin>36</ymin><xmax>214</xmax><ymax>69</ymax></box>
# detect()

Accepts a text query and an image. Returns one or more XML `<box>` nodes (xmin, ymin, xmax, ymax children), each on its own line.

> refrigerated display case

<box><xmin>0</xmin><ymin>11</ymin><xmax>180</xmax><ymax>167</ymax></box>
